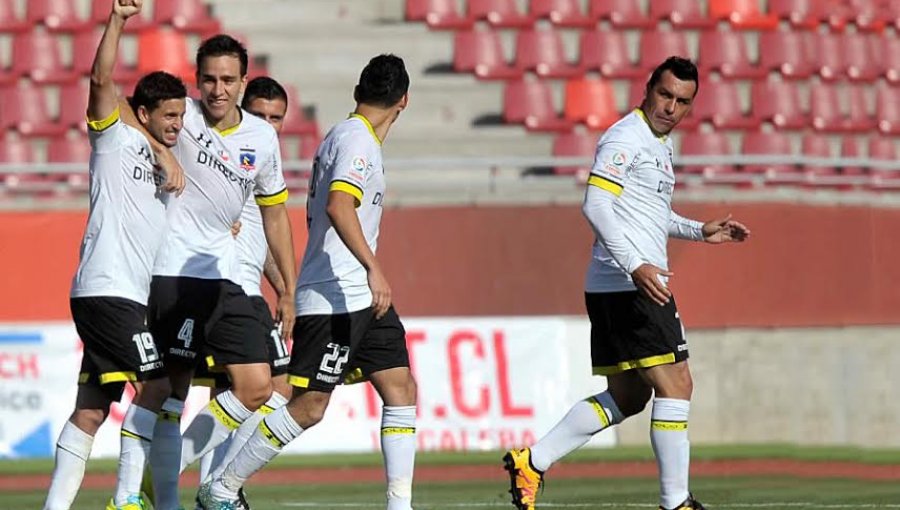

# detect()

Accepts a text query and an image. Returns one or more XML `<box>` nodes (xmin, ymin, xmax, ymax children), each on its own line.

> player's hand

<box><xmin>367</xmin><ymin>265</ymin><xmax>392</xmax><ymax>320</ymax></box>
<box><xmin>702</xmin><ymin>214</ymin><xmax>751</xmax><ymax>244</ymax></box>
<box><xmin>274</xmin><ymin>294</ymin><xmax>295</xmax><ymax>343</ymax></box>
<box><xmin>113</xmin><ymin>0</ymin><xmax>143</xmax><ymax>19</ymax></box>
<box><xmin>155</xmin><ymin>149</ymin><xmax>186</xmax><ymax>196</ymax></box>
<box><xmin>231</xmin><ymin>220</ymin><xmax>242</xmax><ymax>238</ymax></box>
<box><xmin>631</xmin><ymin>263</ymin><xmax>673</xmax><ymax>306</ymax></box>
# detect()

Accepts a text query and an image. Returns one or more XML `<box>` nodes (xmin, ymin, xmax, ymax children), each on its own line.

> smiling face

<box><xmin>196</xmin><ymin>54</ymin><xmax>246</xmax><ymax>125</ymax></box>
<box><xmin>138</xmin><ymin>98</ymin><xmax>185</xmax><ymax>148</ymax></box>
<box><xmin>640</xmin><ymin>69</ymin><xmax>697</xmax><ymax>136</ymax></box>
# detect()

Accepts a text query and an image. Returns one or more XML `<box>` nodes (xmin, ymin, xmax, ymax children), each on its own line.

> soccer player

<box><xmin>194</xmin><ymin>76</ymin><xmax>293</xmax><ymax>506</ymax></box>
<box><xmin>503</xmin><ymin>57</ymin><xmax>751</xmax><ymax>510</ymax></box>
<box><xmin>199</xmin><ymin>54</ymin><xmax>417</xmax><ymax>510</ymax></box>
<box><xmin>42</xmin><ymin>2</ymin><xmax>187</xmax><ymax>509</ymax></box>
<box><xmin>121</xmin><ymin>35</ymin><xmax>297</xmax><ymax>510</ymax></box>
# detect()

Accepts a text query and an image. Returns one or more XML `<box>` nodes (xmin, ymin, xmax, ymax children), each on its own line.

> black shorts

<box><xmin>586</xmin><ymin>291</ymin><xmax>688</xmax><ymax>376</ymax></box>
<box><xmin>193</xmin><ymin>296</ymin><xmax>289</xmax><ymax>388</ymax></box>
<box><xmin>71</xmin><ymin>296</ymin><xmax>166</xmax><ymax>400</ymax></box>
<box><xmin>287</xmin><ymin>306</ymin><xmax>408</xmax><ymax>392</ymax></box>
<box><xmin>148</xmin><ymin>276</ymin><xmax>270</xmax><ymax>370</ymax></box>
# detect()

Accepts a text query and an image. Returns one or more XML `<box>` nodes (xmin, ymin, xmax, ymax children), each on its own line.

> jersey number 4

<box><xmin>178</xmin><ymin>319</ymin><xmax>195</xmax><ymax>349</ymax></box>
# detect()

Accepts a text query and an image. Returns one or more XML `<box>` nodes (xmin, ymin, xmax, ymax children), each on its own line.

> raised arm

<box><xmin>88</xmin><ymin>0</ymin><xmax>142</xmax><ymax>123</ymax></box>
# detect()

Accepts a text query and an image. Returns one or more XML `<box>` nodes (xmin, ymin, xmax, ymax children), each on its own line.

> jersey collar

<box><xmin>349</xmin><ymin>113</ymin><xmax>382</xmax><ymax>146</ymax></box>
<box><xmin>211</xmin><ymin>108</ymin><xmax>243</xmax><ymax>137</ymax></box>
<box><xmin>634</xmin><ymin>108</ymin><xmax>668</xmax><ymax>143</ymax></box>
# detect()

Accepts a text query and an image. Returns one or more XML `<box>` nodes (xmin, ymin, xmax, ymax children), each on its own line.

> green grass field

<box><xmin>3</xmin><ymin>445</ymin><xmax>900</xmax><ymax>510</ymax></box>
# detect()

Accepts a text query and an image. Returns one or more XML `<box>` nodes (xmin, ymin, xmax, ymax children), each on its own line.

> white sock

<box><xmin>651</xmin><ymin>398</ymin><xmax>691</xmax><ymax>509</ymax></box>
<box><xmin>381</xmin><ymin>406</ymin><xmax>416</xmax><ymax>510</ymax></box>
<box><xmin>113</xmin><ymin>405</ymin><xmax>158</xmax><ymax>505</ymax></box>
<box><xmin>208</xmin><ymin>392</ymin><xmax>287</xmax><ymax>482</ymax></box>
<box><xmin>531</xmin><ymin>391</ymin><xmax>624</xmax><ymax>472</ymax></box>
<box><xmin>213</xmin><ymin>406</ymin><xmax>303</xmax><ymax>501</ymax></box>
<box><xmin>198</xmin><ymin>446</ymin><xmax>217</xmax><ymax>484</ymax></box>
<box><xmin>43</xmin><ymin>421</ymin><xmax>94</xmax><ymax>510</ymax></box>
<box><xmin>181</xmin><ymin>391</ymin><xmax>253</xmax><ymax>472</ymax></box>
<box><xmin>149</xmin><ymin>398</ymin><xmax>184</xmax><ymax>510</ymax></box>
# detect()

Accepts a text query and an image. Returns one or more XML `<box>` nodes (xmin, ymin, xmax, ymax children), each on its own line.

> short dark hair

<box><xmin>196</xmin><ymin>34</ymin><xmax>248</xmax><ymax>77</ymax></box>
<box><xmin>353</xmin><ymin>54</ymin><xmax>409</xmax><ymax>108</ymax></box>
<box><xmin>241</xmin><ymin>76</ymin><xmax>288</xmax><ymax>109</ymax></box>
<box><xmin>130</xmin><ymin>71</ymin><xmax>187</xmax><ymax>112</ymax></box>
<box><xmin>645</xmin><ymin>56</ymin><xmax>699</xmax><ymax>96</ymax></box>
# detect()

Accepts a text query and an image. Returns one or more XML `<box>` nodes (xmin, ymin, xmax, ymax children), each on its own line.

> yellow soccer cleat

<box><xmin>502</xmin><ymin>448</ymin><xmax>544</xmax><ymax>510</ymax></box>
<box><xmin>106</xmin><ymin>495</ymin><xmax>147</xmax><ymax>510</ymax></box>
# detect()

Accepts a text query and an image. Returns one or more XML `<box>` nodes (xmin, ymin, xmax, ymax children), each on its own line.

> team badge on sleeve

<box><xmin>240</xmin><ymin>148</ymin><xmax>257</xmax><ymax>171</ymax></box>
<box><xmin>350</xmin><ymin>156</ymin><xmax>367</xmax><ymax>181</ymax></box>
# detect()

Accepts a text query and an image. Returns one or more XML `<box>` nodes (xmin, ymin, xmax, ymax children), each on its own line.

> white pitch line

<box><xmin>283</xmin><ymin>503</ymin><xmax>900</xmax><ymax>509</ymax></box>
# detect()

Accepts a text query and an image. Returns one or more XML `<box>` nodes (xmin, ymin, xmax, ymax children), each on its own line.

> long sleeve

<box><xmin>582</xmin><ymin>185</ymin><xmax>645</xmax><ymax>274</ymax></box>
<box><xmin>668</xmin><ymin>211</ymin><xmax>704</xmax><ymax>241</ymax></box>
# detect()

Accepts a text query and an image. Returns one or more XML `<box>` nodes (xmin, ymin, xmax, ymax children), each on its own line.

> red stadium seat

<box><xmin>679</xmin><ymin>131</ymin><xmax>735</xmax><ymax>176</ymax></box>
<box><xmin>889</xmin><ymin>0</ymin><xmax>900</xmax><ymax>30</ymax></box>
<box><xmin>0</xmin><ymin>137</ymin><xmax>35</xmax><ymax>163</ymax></box>
<box><xmin>698</xmin><ymin>31</ymin><xmax>766</xmax><ymax>79</ymax></box>
<box><xmin>137</xmin><ymin>30</ymin><xmax>194</xmax><ymax>84</ymax></box>
<box><xmin>72</xmin><ymin>29</ymin><xmax>141</xmax><ymax>83</ymax></box>
<box><xmin>843</xmin><ymin>33</ymin><xmax>881</xmax><ymax>83</ymax></box>
<box><xmin>589</xmin><ymin>0</ymin><xmax>655</xmax><ymax>28</ymax></box>
<box><xmin>811</xmin><ymin>83</ymin><xmax>874</xmax><ymax>133</ymax></box>
<box><xmin>639</xmin><ymin>30</ymin><xmax>691</xmax><ymax>72</ymax></box>
<box><xmin>59</xmin><ymin>80</ymin><xmax>90</xmax><ymax>132</ymax></box>
<box><xmin>883</xmin><ymin>39</ymin><xmax>900</xmax><ymax>84</ymax></box>
<box><xmin>800</xmin><ymin>133</ymin><xmax>836</xmax><ymax>179</ymax></box>
<box><xmin>154</xmin><ymin>0</ymin><xmax>221</xmax><ymax>35</ymax></box>
<box><xmin>579</xmin><ymin>30</ymin><xmax>644</xmax><ymax>79</ymax></box>
<box><xmin>12</xmin><ymin>32</ymin><xmax>78</xmax><ymax>84</ymax></box>
<box><xmin>26</xmin><ymin>0</ymin><xmax>91</xmax><ymax>32</ymax></box>
<box><xmin>650</xmin><ymin>0</ymin><xmax>716</xmax><ymax>28</ymax></box>
<box><xmin>811</xmin><ymin>33</ymin><xmax>846</xmax><ymax>82</ymax></box>
<box><xmin>0</xmin><ymin>85</ymin><xmax>68</xmax><ymax>137</ymax></box>
<box><xmin>552</xmin><ymin>131</ymin><xmax>597</xmax><ymax>176</ymax></box>
<box><xmin>453</xmin><ymin>30</ymin><xmax>520</xmax><ymax>80</ymax></box>
<box><xmin>563</xmin><ymin>78</ymin><xmax>619</xmax><ymax>130</ymax></box>
<box><xmin>768</xmin><ymin>0</ymin><xmax>822</xmax><ymax>29</ymax></box>
<box><xmin>90</xmin><ymin>0</ymin><xmax>153</xmax><ymax>31</ymax></box>
<box><xmin>876</xmin><ymin>86</ymin><xmax>900</xmax><ymax>135</ymax></box>
<box><xmin>839</xmin><ymin>136</ymin><xmax>866</xmax><ymax>176</ymax></box>
<box><xmin>514</xmin><ymin>29</ymin><xmax>580</xmax><ymax>79</ymax></box>
<box><xmin>846</xmin><ymin>0</ymin><xmax>886</xmax><ymax>32</ymax></box>
<box><xmin>0</xmin><ymin>0</ymin><xmax>29</xmax><ymax>33</ymax></box>
<box><xmin>869</xmin><ymin>136</ymin><xmax>898</xmax><ymax>161</ymax></box>
<box><xmin>690</xmin><ymin>81</ymin><xmax>758</xmax><ymax>130</ymax></box>
<box><xmin>708</xmin><ymin>0</ymin><xmax>778</xmax><ymax>29</ymax></box>
<box><xmin>628</xmin><ymin>80</ymin><xmax>646</xmax><ymax>110</ymax></box>
<box><xmin>751</xmin><ymin>81</ymin><xmax>807</xmax><ymax>130</ymax></box>
<box><xmin>467</xmin><ymin>0</ymin><xmax>533</xmax><ymax>28</ymax></box>
<box><xmin>299</xmin><ymin>134</ymin><xmax>321</xmax><ymax>160</ymax></box>
<box><xmin>741</xmin><ymin>132</ymin><xmax>797</xmax><ymax>177</ymax></box>
<box><xmin>48</xmin><ymin>135</ymin><xmax>92</xmax><ymax>163</ymax></box>
<box><xmin>529</xmin><ymin>0</ymin><xmax>594</xmax><ymax>27</ymax></box>
<box><xmin>503</xmin><ymin>80</ymin><xmax>573</xmax><ymax>132</ymax></box>
<box><xmin>405</xmin><ymin>0</ymin><xmax>473</xmax><ymax>29</ymax></box>
<box><xmin>759</xmin><ymin>32</ymin><xmax>815</xmax><ymax>80</ymax></box>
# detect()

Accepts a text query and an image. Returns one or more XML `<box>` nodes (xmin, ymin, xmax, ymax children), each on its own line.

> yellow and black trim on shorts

<box><xmin>592</xmin><ymin>353</ymin><xmax>676</xmax><ymax>376</ymax></box>
<box><xmin>288</xmin><ymin>375</ymin><xmax>310</xmax><ymax>388</ymax></box>
<box><xmin>256</xmin><ymin>187</ymin><xmax>289</xmax><ymax>207</ymax></box>
<box><xmin>86</xmin><ymin>107</ymin><xmax>120</xmax><ymax>132</ymax></box>
<box><xmin>587</xmin><ymin>174</ymin><xmax>624</xmax><ymax>196</ymax></box>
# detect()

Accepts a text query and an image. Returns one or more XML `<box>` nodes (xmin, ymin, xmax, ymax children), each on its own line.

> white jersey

<box><xmin>153</xmin><ymin>98</ymin><xmax>287</xmax><ymax>282</ymax></box>
<box><xmin>234</xmin><ymin>196</ymin><xmax>267</xmax><ymax>296</ymax></box>
<box><xmin>71</xmin><ymin>109</ymin><xmax>168</xmax><ymax>305</ymax></box>
<box><xmin>585</xmin><ymin>109</ymin><xmax>681</xmax><ymax>293</ymax></box>
<box><xmin>296</xmin><ymin>114</ymin><xmax>385</xmax><ymax>315</ymax></box>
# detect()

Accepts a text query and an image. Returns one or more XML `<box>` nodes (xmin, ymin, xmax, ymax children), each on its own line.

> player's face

<box><xmin>141</xmin><ymin>98</ymin><xmax>186</xmax><ymax>148</ymax></box>
<box><xmin>244</xmin><ymin>97</ymin><xmax>287</xmax><ymax>134</ymax></box>
<box><xmin>641</xmin><ymin>70</ymin><xmax>697</xmax><ymax>136</ymax></box>
<box><xmin>197</xmin><ymin>55</ymin><xmax>246</xmax><ymax>123</ymax></box>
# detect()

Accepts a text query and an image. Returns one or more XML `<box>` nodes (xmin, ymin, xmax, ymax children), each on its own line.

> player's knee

<box><xmin>618</xmin><ymin>394</ymin><xmax>650</xmax><ymax>417</ymax></box>
<box><xmin>288</xmin><ymin>392</ymin><xmax>330</xmax><ymax>428</ymax></box>
<box><xmin>234</xmin><ymin>379</ymin><xmax>273</xmax><ymax>411</ymax></box>
<box><xmin>70</xmin><ymin>408</ymin><xmax>108</xmax><ymax>434</ymax></box>
<box><xmin>134</xmin><ymin>377</ymin><xmax>172</xmax><ymax>408</ymax></box>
